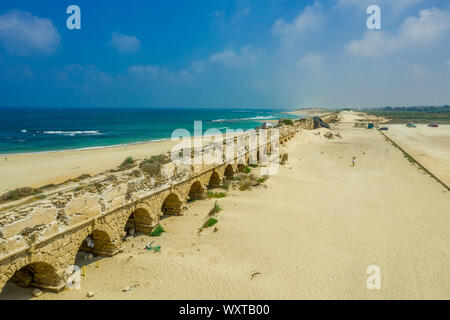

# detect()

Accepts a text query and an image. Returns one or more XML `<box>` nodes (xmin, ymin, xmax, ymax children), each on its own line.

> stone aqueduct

<box><xmin>0</xmin><ymin>125</ymin><xmax>299</xmax><ymax>293</ymax></box>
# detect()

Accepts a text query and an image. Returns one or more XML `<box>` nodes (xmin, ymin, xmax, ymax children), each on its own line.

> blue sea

<box><xmin>0</xmin><ymin>108</ymin><xmax>299</xmax><ymax>154</ymax></box>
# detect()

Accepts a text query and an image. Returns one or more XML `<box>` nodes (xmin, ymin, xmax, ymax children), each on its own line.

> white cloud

<box><xmin>110</xmin><ymin>32</ymin><xmax>141</xmax><ymax>54</ymax></box>
<box><xmin>346</xmin><ymin>7</ymin><xmax>450</xmax><ymax>58</ymax></box>
<box><xmin>346</xmin><ymin>31</ymin><xmax>396</xmax><ymax>58</ymax></box>
<box><xmin>209</xmin><ymin>46</ymin><xmax>263</xmax><ymax>68</ymax></box>
<box><xmin>297</xmin><ymin>52</ymin><xmax>324</xmax><ymax>72</ymax></box>
<box><xmin>398</xmin><ymin>8</ymin><xmax>450</xmax><ymax>44</ymax></box>
<box><xmin>0</xmin><ymin>10</ymin><xmax>60</xmax><ymax>56</ymax></box>
<box><xmin>272</xmin><ymin>2</ymin><xmax>323</xmax><ymax>44</ymax></box>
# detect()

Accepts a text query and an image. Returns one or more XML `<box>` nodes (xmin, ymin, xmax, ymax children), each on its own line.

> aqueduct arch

<box><xmin>123</xmin><ymin>207</ymin><xmax>154</xmax><ymax>235</ymax></box>
<box><xmin>161</xmin><ymin>193</ymin><xmax>182</xmax><ymax>216</ymax></box>
<box><xmin>5</xmin><ymin>262</ymin><xmax>61</xmax><ymax>292</ymax></box>
<box><xmin>188</xmin><ymin>181</ymin><xmax>204</xmax><ymax>201</ymax></box>
<box><xmin>208</xmin><ymin>171</ymin><xmax>222</xmax><ymax>188</ymax></box>
<box><xmin>76</xmin><ymin>229</ymin><xmax>116</xmax><ymax>258</ymax></box>
<box><xmin>224</xmin><ymin>164</ymin><xmax>234</xmax><ymax>179</ymax></box>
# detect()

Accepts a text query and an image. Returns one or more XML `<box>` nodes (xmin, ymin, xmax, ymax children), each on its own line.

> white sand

<box><xmin>383</xmin><ymin>124</ymin><xmax>450</xmax><ymax>186</ymax></box>
<box><xmin>0</xmin><ymin>139</ymin><xmax>178</xmax><ymax>194</ymax></box>
<box><xmin>18</xmin><ymin>111</ymin><xmax>448</xmax><ymax>300</ymax></box>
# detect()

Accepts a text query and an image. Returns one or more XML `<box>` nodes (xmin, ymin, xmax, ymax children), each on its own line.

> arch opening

<box><xmin>124</xmin><ymin>208</ymin><xmax>153</xmax><ymax>236</ymax></box>
<box><xmin>208</xmin><ymin>171</ymin><xmax>222</xmax><ymax>188</ymax></box>
<box><xmin>224</xmin><ymin>164</ymin><xmax>234</xmax><ymax>179</ymax></box>
<box><xmin>162</xmin><ymin>193</ymin><xmax>182</xmax><ymax>216</ymax></box>
<box><xmin>76</xmin><ymin>230</ymin><xmax>116</xmax><ymax>263</ymax></box>
<box><xmin>188</xmin><ymin>181</ymin><xmax>204</xmax><ymax>201</ymax></box>
<box><xmin>0</xmin><ymin>262</ymin><xmax>61</xmax><ymax>298</ymax></box>
<box><xmin>237</xmin><ymin>164</ymin><xmax>246</xmax><ymax>173</ymax></box>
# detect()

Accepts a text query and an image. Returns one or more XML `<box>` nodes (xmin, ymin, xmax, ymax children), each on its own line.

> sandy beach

<box><xmin>0</xmin><ymin>139</ymin><xmax>180</xmax><ymax>194</ymax></box>
<box><xmin>2</xmin><ymin>111</ymin><xmax>447</xmax><ymax>300</ymax></box>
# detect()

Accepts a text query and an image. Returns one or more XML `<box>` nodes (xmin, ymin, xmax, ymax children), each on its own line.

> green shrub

<box><xmin>203</xmin><ymin>218</ymin><xmax>218</xmax><ymax>228</ymax></box>
<box><xmin>140</xmin><ymin>154</ymin><xmax>171</xmax><ymax>177</ymax></box>
<box><xmin>244</xmin><ymin>166</ymin><xmax>251</xmax><ymax>174</ymax></box>
<box><xmin>257</xmin><ymin>177</ymin><xmax>267</xmax><ymax>184</ymax></box>
<box><xmin>122</xmin><ymin>157</ymin><xmax>134</xmax><ymax>166</ymax></box>
<box><xmin>207</xmin><ymin>191</ymin><xmax>227</xmax><ymax>198</ymax></box>
<box><xmin>150</xmin><ymin>225</ymin><xmax>165</xmax><ymax>237</ymax></box>
<box><xmin>282</xmin><ymin>119</ymin><xmax>294</xmax><ymax>126</ymax></box>
<box><xmin>220</xmin><ymin>182</ymin><xmax>230</xmax><ymax>190</ymax></box>
<box><xmin>209</xmin><ymin>201</ymin><xmax>222</xmax><ymax>215</ymax></box>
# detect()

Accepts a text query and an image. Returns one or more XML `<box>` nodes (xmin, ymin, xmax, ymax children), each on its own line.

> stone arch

<box><xmin>224</xmin><ymin>164</ymin><xmax>234</xmax><ymax>179</ymax></box>
<box><xmin>5</xmin><ymin>261</ymin><xmax>61</xmax><ymax>291</ymax></box>
<box><xmin>123</xmin><ymin>207</ymin><xmax>153</xmax><ymax>235</ymax></box>
<box><xmin>161</xmin><ymin>193</ymin><xmax>182</xmax><ymax>216</ymax></box>
<box><xmin>188</xmin><ymin>180</ymin><xmax>204</xmax><ymax>201</ymax></box>
<box><xmin>77</xmin><ymin>229</ymin><xmax>117</xmax><ymax>257</ymax></box>
<box><xmin>208</xmin><ymin>171</ymin><xmax>222</xmax><ymax>188</ymax></box>
<box><xmin>237</xmin><ymin>164</ymin><xmax>246</xmax><ymax>173</ymax></box>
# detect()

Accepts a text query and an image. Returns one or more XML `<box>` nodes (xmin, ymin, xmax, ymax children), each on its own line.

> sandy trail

<box><xmin>3</xmin><ymin>111</ymin><xmax>449</xmax><ymax>300</ymax></box>
<box><xmin>383</xmin><ymin>124</ymin><xmax>450</xmax><ymax>186</ymax></box>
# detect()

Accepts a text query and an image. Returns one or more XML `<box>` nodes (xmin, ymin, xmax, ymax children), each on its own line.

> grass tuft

<box><xmin>207</xmin><ymin>191</ymin><xmax>227</xmax><ymax>198</ymax></box>
<box><xmin>209</xmin><ymin>201</ymin><xmax>222</xmax><ymax>216</ymax></box>
<box><xmin>203</xmin><ymin>218</ymin><xmax>218</xmax><ymax>229</ymax></box>
<box><xmin>150</xmin><ymin>225</ymin><xmax>165</xmax><ymax>237</ymax></box>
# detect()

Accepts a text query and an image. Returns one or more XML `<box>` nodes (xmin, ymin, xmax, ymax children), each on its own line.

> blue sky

<box><xmin>0</xmin><ymin>0</ymin><xmax>449</xmax><ymax>109</ymax></box>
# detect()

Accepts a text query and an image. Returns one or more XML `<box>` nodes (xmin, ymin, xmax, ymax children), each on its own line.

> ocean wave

<box><xmin>211</xmin><ymin>115</ymin><xmax>276</xmax><ymax>123</ymax></box>
<box><xmin>239</xmin><ymin>116</ymin><xmax>276</xmax><ymax>120</ymax></box>
<box><xmin>42</xmin><ymin>130</ymin><xmax>102</xmax><ymax>136</ymax></box>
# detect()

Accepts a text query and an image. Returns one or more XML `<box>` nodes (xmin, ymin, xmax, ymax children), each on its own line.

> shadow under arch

<box><xmin>188</xmin><ymin>181</ymin><xmax>204</xmax><ymax>201</ymax></box>
<box><xmin>124</xmin><ymin>207</ymin><xmax>154</xmax><ymax>235</ymax></box>
<box><xmin>224</xmin><ymin>164</ymin><xmax>234</xmax><ymax>179</ymax></box>
<box><xmin>208</xmin><ymin>171</ymin><xmax>222</xmax><ymax>188</ymax></box>
<box><xmin>76</xmin><ymin>229</ymin><xmax>118</xmax><ymax>259</ymax></box>
<box><xmin>0</xmin><ymin>261</ymin><xmax>62</xmax><ymax>298</ymax></box>
<box><xmin>161</xmin><ymin>193</ymin><xmax>182</xmax><ymax>216</ymax></box>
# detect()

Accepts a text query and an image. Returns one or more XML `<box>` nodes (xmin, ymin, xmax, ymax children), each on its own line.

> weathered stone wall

<box><xmin>0</xmin><ymin>126</ymin><xmax>299</xmax><ymax>292</ymax></box>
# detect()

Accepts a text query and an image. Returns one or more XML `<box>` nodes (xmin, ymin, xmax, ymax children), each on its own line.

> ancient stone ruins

<box><xmin>0</xmin><ymin>122</ymin><xmax>304</xmax><ymax>293</ymax></box>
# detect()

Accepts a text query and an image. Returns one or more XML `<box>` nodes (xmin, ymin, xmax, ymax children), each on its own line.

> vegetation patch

<box><xmin>209</xmin><ymin>201</ymin><xmax>222</xmax><ymax>215</ymax></box>
<box><xmin>150</xmin><ymin>225</ymin><xmax>165</xmax><ymax>237</ymax></box>
<box><xmin>207</xmin><ymin>191</ymin><xmax>227</xmax><ymax>198</ymax></box>
<box><xmin>0</xmin><ymin>187</ymin><xmax>42</xmax><ymax>203</ymax></box>
<box><xmin>220</xmin><ymin>182</ymin><xmax>230</xmax><ymax>190</ymax></box>
<box><xmin>281</xmin><ymin>119</ymin><xmax>294</xmax><ymax>126</ymax></box>
<box><xmin>140</xmin><ymin>154</ymin><xmax>171</xmax><ymax>177</ymax></box>
<box><xmin>202</xmin><ymin>217</ymin><xmax>218</xmax><ymax>229</ymax></box>
<box><xmin>117</xmin><ymin>156</ymin><xmax>136</xmax><ymax>171</ymax></box>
